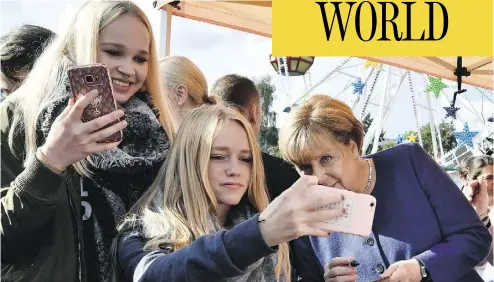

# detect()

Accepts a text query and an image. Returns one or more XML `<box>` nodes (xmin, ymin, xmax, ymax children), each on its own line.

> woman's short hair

<box><xmin>458</xmin><ymin>155</ymin><xmax>493</xmax><ymax>180</ymax></box>
<box><xmin>0</xmin><ymin>24</ymin><xmax>54</xmax><ymax>86</ymax></box>
<box><xmin>458</xmin><ymin>156</ymin><xmax>474</xmax><ymax>180</ymax></box>
<box><xmin>279</xmin><ymin>94</ymin><xmax>364</xmax><ymax>164</ymax></box>
<box><xmin>469</xmin><ymin>156</ymin><xmax>493</xmax><ymax>180</ymax></box>
<box><xmin>210</xmin><ymin>74</ymin><xmax>259</xmax><ymax>109</ymax></box>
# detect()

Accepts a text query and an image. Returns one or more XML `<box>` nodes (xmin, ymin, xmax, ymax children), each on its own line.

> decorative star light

<box><xmin>396</xmin><ymin>135</ymin><xmax>404</xmax><ymax>145</ymax></box>
<box><xmin>408</xmin><ymin>133</ymin><xmax>418</xmax><ymax>142</ymax></box>
<box><xmin>443</xmin><ymin>104</ymin><xmax>460</xmax><ymax>119</ymax></box>
<box><xmin>454</xmin><ymin>123</ymin><xmax>479</xmax><ymax>147</ymax></box>
<box><xmin>352</xmin><ymin>79</ymin><xmax>366</xmax><ymax>96</ymax></box>
<box><xmin>364</xmin><ymin>61</ymin><xmax>380</xmax><ymax>69</ymax></box>
<box><xmin>425</xmin><ymin>76</ymin><xmax>448</xmax><ymax>98</ymax></box>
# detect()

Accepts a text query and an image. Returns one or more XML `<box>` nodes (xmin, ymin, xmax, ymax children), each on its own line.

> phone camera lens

<box><xmin>85</xmin><ymin>75</ymin><xmax>94</xmax><ymax>83</ymax></box>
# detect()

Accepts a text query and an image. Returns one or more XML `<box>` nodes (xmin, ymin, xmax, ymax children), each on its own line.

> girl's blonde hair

<box><xmin>120</xmin><ymin>104</ymin><xmax>290</xmax><ymax>279</ymax></box>
<box><xmin>159</xmin><ymin>56</ymin><xmax>210</xmax><ymax>105</ymax></box>
<box><xmin>6</xmin><ymin>0</ymin><xmax>175</xmax><ymax>175</ymax></box>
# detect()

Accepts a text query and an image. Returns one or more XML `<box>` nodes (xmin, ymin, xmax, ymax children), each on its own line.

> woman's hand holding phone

<box><xmin>39</xmin><ymin>89</ymin><xmax>127</xmax><ymax>170</ymax></box>
<box><xmin>258</xmin><ymin>175</ymin><xmax>345</xmax><ymax>247</ymax></box>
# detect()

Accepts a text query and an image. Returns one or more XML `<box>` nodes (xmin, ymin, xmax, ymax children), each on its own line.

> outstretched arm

<box><xmin>116</xmin><ymin>215</ymin><xmax>277</xmax><ymax>282</ymax></box>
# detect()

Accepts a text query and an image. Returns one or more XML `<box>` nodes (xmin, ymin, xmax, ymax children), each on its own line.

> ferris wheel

<box><xmin>269</xmin><ymin>56</ymin><xmax>493</xmax><ymax>165</ymax></box>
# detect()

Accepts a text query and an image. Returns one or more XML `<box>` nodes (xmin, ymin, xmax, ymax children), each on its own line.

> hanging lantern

<box><xmin>269</xmin><ymin>55</ymin><xmax>315</xmax><ymax>76</ymax></box>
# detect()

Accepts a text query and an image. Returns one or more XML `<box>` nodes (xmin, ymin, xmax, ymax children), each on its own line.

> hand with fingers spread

<box><xmin>38</xmin><ymin>89</ymin><xmax>127</xmax><ymax>171</ymax></box>
<box><xmin>324</xmin><ymin>257</ymin><xmax>358</xmax><ymax>282</ymax></box>
<box><xmin>258</xmin><ymin>175</ymin><xmax>345</xmax><ymax>247</ymax></box>
<box><xmin>378</xmin><ymin>259</ymin><xmax>422</xmax><ymax>282</ymax></box>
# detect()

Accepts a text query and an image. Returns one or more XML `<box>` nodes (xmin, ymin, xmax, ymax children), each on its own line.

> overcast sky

<box><xmin>1</xmin><ymin>0</ymin><xmax>492</xmax><ymax>142</ymax></box>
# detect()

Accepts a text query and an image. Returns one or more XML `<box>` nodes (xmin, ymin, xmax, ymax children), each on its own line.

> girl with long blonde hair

<box><xmin>1</xmin><ymin>1</ymin><xmax>174</xmax><ymax>281</ymax></box>
<box><xmin>114</xmin><ymin>103</ymin><xmax>345</xmax><ymax>282</ymax></box>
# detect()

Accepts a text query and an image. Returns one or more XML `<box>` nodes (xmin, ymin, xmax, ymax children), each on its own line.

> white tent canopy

<box><xmin>154</xmin><ymin>0</ymin><xmax>493</xmax><ymax>90</ymax></box>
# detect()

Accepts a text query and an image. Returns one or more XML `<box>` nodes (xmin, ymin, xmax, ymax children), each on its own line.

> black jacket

<box><xmin>1</xmin><ymin>102</ymin><xmax>85</xmax><ymax>282</ymax></box>
<box><xmin>261</xmin><ymin>152</ymin><xmax>301</xmax><ymax>282</ymax></box>
<box><xmin>262</xmin><ymin>152</ymin><xmax>299</xmax><ymax>201</ymax></box>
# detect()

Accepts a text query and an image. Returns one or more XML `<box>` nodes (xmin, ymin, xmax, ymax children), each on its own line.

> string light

<box><xmin>360</xmin><ymin>67</ymin><xmax>382</xmax><ymax>119</ymax></box>
<box><xmin>284</xmin><ymin>57</ymin><xmax>353</xmax><ymax>112</ymax></box>
<box><xmin>407</xmin><ymin>71</ymin><xmax>423</xmax><ymax>146</ymax></box>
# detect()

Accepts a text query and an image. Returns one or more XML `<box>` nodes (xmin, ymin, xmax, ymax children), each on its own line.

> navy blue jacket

<box><xmin>115</xmin><ymin>214</ymin><xmax>278</xmax><ymax>281</ymax></box>
<box><xmin>292</xmin><ymin>144</ymin><xmax>491</xmax><ymax>282</ymax></box>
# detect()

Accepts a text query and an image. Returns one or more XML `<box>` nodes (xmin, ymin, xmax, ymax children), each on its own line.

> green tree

<box><xmin>256</xmin><ymin>76</ymin><xmax>280</xmax><ymax>156</ymax></box>
<box><xmin>381</xmin><ymin>141</ymin><xmax>396</xmax><ymax>151</ymax></box>
<box><xmin>400</xmin><ymin>122</ymin><xmax>457</xmax><ymax>157</ymax></box>
<box><xmin>362</xmin><ymin>113</ymin><xmax>386</xmax><ymax>154</ymax></box>
<box><xmin>419</xmin><ymin>122</ymin><xmax>457</xmax><ymax>157</ymax></box>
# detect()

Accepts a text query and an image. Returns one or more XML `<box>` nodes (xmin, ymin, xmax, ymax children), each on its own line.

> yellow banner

<box><xmin>272</xmin><ymin>0</ymin><xmax>493</xmax><ymax>56</ymax></box>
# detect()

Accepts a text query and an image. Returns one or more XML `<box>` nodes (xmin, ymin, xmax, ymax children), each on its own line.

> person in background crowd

<box><xmin>1</xmin><ymin>1</ymin><xmax>175</xmax><ymax>281</ymax></box>
<box><xmin>279</xmin><ymin>95</ymin><xmax>491</xmax><ymax>282</ymax></box>
<box><xmin>459</xmin><ymin>157</ymin><xmax>474</xmax><ymax>191</ymax></box>
<box><xmin>210</xmin><ymin>74</ymin><xmax>299</xmax><ymax>201</ymax></box>
<box><xmin>460</xmin><ymin>155</ymin><xmax>494</xmax><ymax>269</ymax></box>
<box><xmin>113</xmin><ymin>103</ymin><xmax>345</xmax><ymax>281</ymax></box>
<box><xmin>0</xmin><ymin>24</ymin><xmax>54</xmax><ymax>101</ymax></box>
<box><xmin>158</xmin><ymin>55</ymin><xmax>213</xmax><ymax>128</ymax></box>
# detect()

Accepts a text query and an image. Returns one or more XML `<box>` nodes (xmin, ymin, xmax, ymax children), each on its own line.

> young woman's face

<box><xmin>208</xmin><ymin>120</ymin><xmax>252</xmax><ymax>207</ymax></box>
<box><xmin>97</xmin><ymin>14</ymin><xmax>150</xmax><ymax>104</ymax></box>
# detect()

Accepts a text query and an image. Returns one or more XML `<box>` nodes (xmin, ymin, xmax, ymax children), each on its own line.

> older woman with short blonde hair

<box><xmin>281</xmin><ymin>95</ymin><xmax>491</xmax><ymax>282</ymax></box>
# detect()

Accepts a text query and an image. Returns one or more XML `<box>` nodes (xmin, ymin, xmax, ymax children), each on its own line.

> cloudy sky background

<box><xmin>1</xmin><ymin>0</ymin><xmax>492</xmax><ymax>143</ymax></box>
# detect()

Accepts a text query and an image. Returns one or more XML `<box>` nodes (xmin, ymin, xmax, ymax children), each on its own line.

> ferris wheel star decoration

<box><xmin>425</xmin><ymin>76</ymin><xmax>448</xmax><ymax>98</ymax></box>
<box><xmin>352</xmin><ymin>79</ymin><xmax>366</xmax><ymax>96</ymax></box>
<box><xmin>396</xmin><ymin>135</ymin><xmax>404</xmax><ymax>145</ymax></box>
<box><xmin>443</xmin><ymin>104</ymin><xmax>460</xmax><ymax>119</ymax></box>
<box><xmin>364</xmin><ymin>60</ymin><xmax>380</xmax><ymax>69</ymax></box>
<box><xmin>454</xmin><ymin>123</ymin><xmax>479</xmax><ymax>148</ymax></box>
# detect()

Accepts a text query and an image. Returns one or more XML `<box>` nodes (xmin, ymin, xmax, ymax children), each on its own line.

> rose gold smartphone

<box><xmin>316</xmin><ymin>188</ymin><xmax>377</xmax><ymax>237</ymax></box>
<box><xmin>67</xmin><ymin>63</ymin><xmax>122</xmax><ymax>143</ymax></box>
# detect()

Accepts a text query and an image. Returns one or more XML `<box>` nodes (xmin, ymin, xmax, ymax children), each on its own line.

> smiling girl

<box><xmin>1</xmin><ymin>1</ymin><xmax>174</xmax><ymax>281</ymax></box>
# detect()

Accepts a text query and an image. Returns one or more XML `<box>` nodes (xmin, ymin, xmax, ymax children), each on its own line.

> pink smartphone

<box><xmin>316</xmin><ymin>188</ymin><xmax>377</xmax><ymax>237</ymax></box>
<box><xmin>67</xmin><ymin>64</ymin><xmax>122</xmax><ymax>143</ymax></box>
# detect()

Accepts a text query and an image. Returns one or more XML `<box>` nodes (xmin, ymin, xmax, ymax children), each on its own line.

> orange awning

<box><xmin>154</xmin><ymin>1</ymin><xmax>493</xmax><ymax>90</ymax></box>
<box><xmin>154</xmin><ymin>0</ymin><xmax>272</xmax><ymax>38</ymax></box>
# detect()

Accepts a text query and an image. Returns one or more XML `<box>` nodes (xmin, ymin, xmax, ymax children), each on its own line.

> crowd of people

<box><xmin>1</xmin><ymin>1</ymin><xmax>492</xmax><ymax>282</ymax></box>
